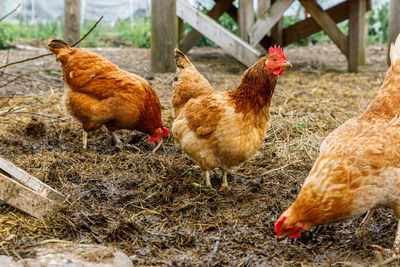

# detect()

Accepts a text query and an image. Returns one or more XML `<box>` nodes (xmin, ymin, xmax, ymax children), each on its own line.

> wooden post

<box><xmin>271</xmin><ymin>0</ymin><xmax>283</xmax><ymax>46</ymax></box>
<box><xmin>258</xmin><ymin>0</ymin><xmax>271</xmax><ymax>18</ymax></box>
<box><xmin>64</xmin><ymin>0</ymin><xmax>80</xmax><ymax>45</ymax></box>
<box><xmin>387</xmin><ymin>0</ymin><xmax>400</xmax><ymax>65</ymax></box>
<box><xmin>151</xmin><ymin>0</ymin><xmax>177</xmax><ymax>72</ymax></box>
<box><xmin>177</xmin><ymin>17</ymin><xmax>184</xmax><ymax>46</ymax></box>
<box><xmin>348</xmin><ymin>0</ymin><xmax>366</xmax><ymax>72</ymax></box>
<box><xmin>239</xmin><ymin>0</ymin><xmax>254</xmax><ymax>42</ymax></box>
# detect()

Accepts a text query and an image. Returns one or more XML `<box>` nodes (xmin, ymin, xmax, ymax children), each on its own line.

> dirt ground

<box><xmin>0</xmin><ymin>43</ymin><xmax>396</xmax><ymax>266</ymax></box>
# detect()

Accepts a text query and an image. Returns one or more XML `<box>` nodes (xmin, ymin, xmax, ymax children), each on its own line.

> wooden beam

<box><xmin>177</xmin><ymin>17</ymin><xmax>184</xmax><ymax>44</ymax></box>
<box><xmin>0</xmin><ymin>173</ymin><xmax>59</xmax><ymax>219</ymax></box>
<box><xmin>271</xmin><ymin>0</ymin><xmax>283</xmax><ymax>46</ymax></box>
<box><xmin>299</xmin><ymin>0</ymin><xmax>348</xmax><ymax>57</ymax></box>
<box><xmin>239</xmin><ymin>0</ymin><xmax>254</xmax><ymax>42</ymax></box>
<box><xmin>348</xmin><ymin>0</ymin><xmax>366</xmax><ymax>72</ymax></box>
<box><xmin>229</xmin><ymin>3</ymin><xmax>272</xmax><ymax>50</ymax></box>
<box><xmin>258</xmin><ymin>0</ymin><xmax>271</xmax><ymax>17</ymax></box>
<box><xmin>0</xmin><ymin>156</ymin><xmax>65</xmax><ymax>203</ymax></box>
<box><xmin>179</xmin><ymin>0</ymin><xmax>235</xmax><ymax>53</ymax></box>
<box><xmin>387</xmin><ymin>0</ymin><xmax>400</xmax><ymax>65</ymax></box>
<box><xmin>283</xmin><ymin>1</ymin><xmax>371</xmax><ymax>46</ymax></box>
<box><xmin>249</xmin><ymin>0</ymin><xmax>294</xmax><ymax>46</ymax></box>
<box><xmin>64</xmin><ymin>0</ymin><xmax>80</xmax><ymax>46</ymax></box>
<box><xmin>151</xmin><ymin>0</ymin><xmax>177</xmax><ymax>72</ymax></box>
<box><xmin>176</xmin><ymin>0</ymin><xmax>261</xmax><ymax>67</ymax></box>
<box><xmin>284</xmin><ymin>1</ymin><xmax>348</xmax><ymax>46</ymax></box>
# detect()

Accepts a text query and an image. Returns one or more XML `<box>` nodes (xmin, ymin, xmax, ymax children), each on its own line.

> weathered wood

<box><xmin>249</xmin><ymin>0</ymin><xmax>294</xmax><ymax>46</ymax></box>
<box><xmin>228</xmin><ymin>3</ymin><xmax>272</xmax><ymax>50</ymax></box>
<box><xmin>179</xmin><ymin>0</ymin><xmax>235</xmax><ymax>53</ymax></box>
<box><xmin>348</xmin><ymin>0</ymin><xmax>366</xmax><ymax>72</ymax></box>
<box><xmin>176</xmin><ymin>0</ymin><xmax>261</xmax><ymax>67</ymax></box>
<box><xmin>177</xmin><ymin>17</ymin><xmax>184</xmax><ymax>44</ymax></box>
<box><xmin>299</xmin><ymin>0</ymin><xmax>348</xmax><ymax>57</ymax></box>
<box><xmin>151</xmin><ymin>0</ymin><xmax>176</xmax><ymax>72</ymax></box>
<box><xmin>64</xmin><ymin>0</ymin><xmax>80</xmax><ymax>46</ymax></box>
<box><xmin>0</xmin><ymin>156</ymin><xmax>65</xmax><ymax>203</ymax></box>
<box><xmin>0</xmin><ymin>173</ymin><xmax>59</xmax><ymax>219</ymax></box>
<box><xmin>270</xmin><ymin>0</ymin><xmax>283</xmax><ymax>46</ymax></box>
<box><xmin>258</xmin><ymin>0</ymin><xmax>271</xmax><ymax>17</ymax></box>
<box><xmin>387</xmin><ymin>0</ymin><xmax>400</xmax><ymax>65</ymax></box>
<box><xmin>239</xmin><ymin>0</ymin><xmax>254</xmax><ymax>42</ymax></box>
<box><xmin>284</xmin><ymin>1</ymin><xmax>348</xmax><ymax>46</ymax></box>
<box><xmin>283</xmin><ymin>1</ymin><xmax>371</xmax><ymax>46</ymax></box>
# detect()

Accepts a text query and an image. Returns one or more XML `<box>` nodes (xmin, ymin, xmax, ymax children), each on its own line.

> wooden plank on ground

<box><xmin>0</xmin><ymin>173</ymin><xmax>59</xmax><ymax>219</ymax></box>
<box><xmin>299</xmin><ymin>0</ymin><xmax>348</xmax><ymax>57</ymax></box>
<box><xmin>348</xmin><ymin>0</ymin><xmax>366</xmax><ymax>71</ymax></box>
<box><xmin>239</xmin><ymin>0</ymin><xmax>254</xmax><ymax>42</ymax></box>
<box><xmin>176</xmin><ymin>0</ymin><xmax>261</xmax><ymax>66</ymax></box>
<box><xmin>0</xmin><ymin>156</ymin><xmax>65</xmax><ymax>203</ymax></box>
<box><xmin>179</xmin><ymin>0</ymin><xmax>235</xmax><ymax>53</ymax></box>
<box><xmin>249</xmin><ymin>0</ymin><xmax>294</xmax><ymax>46</ymax></box>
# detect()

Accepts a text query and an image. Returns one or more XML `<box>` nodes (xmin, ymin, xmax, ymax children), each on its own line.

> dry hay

<box><xmin>0</xmin><ymin>44</ymin><xmax>396</xmax><ymax>266</ymax></box>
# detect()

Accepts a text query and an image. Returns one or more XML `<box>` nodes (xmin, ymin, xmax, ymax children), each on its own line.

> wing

<box><xmin>183</xmin><ymin>95</ymin><xmax>224</xmax><ymax>137</ymax></box>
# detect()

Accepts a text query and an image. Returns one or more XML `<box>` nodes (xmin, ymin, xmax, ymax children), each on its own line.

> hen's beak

<box><xmin>282</xmin><ymin>61</ymin><xmax>293</xmax><ymax>68</ymax></box>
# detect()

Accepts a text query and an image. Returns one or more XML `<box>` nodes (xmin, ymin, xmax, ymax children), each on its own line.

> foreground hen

<box><xmin>276</xmin><ymin>34</ymin><xmax>400</xmax><ymax>252</ymax></box>
<box><xmin>172</xmin><ymin>47</ymin><xmax>292</xmax><ymax>190</ymax></box>
<box><xmin>47</xmin><ymin>40</ymin><xmax>169</xmax><ymax>150</ymax></box>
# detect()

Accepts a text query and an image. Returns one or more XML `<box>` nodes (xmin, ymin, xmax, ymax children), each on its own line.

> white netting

<box><xmin>1</xmin><ymin>0</ymin><xmax>151</xmax><ymax>24</ymax></box>
<box><xmin>0</xmin><ymin>0</ymin><xmax>389</xmax><ymax>24</ymax></box>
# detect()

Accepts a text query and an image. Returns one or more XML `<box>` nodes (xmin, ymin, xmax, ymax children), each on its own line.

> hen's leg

<box><xmin>82</xmin><ymin>131</ymin><xmax>88</xmax><ymax>149</ymax></box>
<box><xmin>110</xmin><ymin>131</ymin><xmax>123</xmax><ymax>149</ymax></box>
<box><xmin>219</xmin><ymin>169</ymin><xmax>229</xmax><ymax>191</ymax></box>
<box><xmin>356</xmin><ymin>209</ymin><xmax>376</xmax><ymax>236</ymax></box>
<box><xmin>205</xmin><ymin>170</ymin><xmax>212</xmax><ymax>189</ymax></box>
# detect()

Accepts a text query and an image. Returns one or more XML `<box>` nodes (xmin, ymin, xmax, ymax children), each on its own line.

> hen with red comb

<box><xmin>171</xmin><ymin>47</ymin><xmax>292</xmax><ymax>191</ymax></box>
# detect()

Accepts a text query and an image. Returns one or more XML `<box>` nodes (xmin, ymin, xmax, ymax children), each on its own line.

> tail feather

<box><xmin>172</xmin><ymin>48</ymin><xmax>215</xmax><ymax>116</ymax></box>
<box><xmin>174</xmin><ymin>48</ymin><xmax>193</xmax><ymax>69</ymax></box>
<box><xmin>46</xmin><ymin>39</ymin><xmax>70</xmax><ymax>55</ymax></box>
<box><xmin>390</xmin><ymin>33</ymin><xmax>400</xmax><ymax>66</ymax></box>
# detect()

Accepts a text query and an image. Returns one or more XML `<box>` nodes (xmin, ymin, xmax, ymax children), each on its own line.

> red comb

<box><xmin>275</xmin><ymin>215</ymin><xmax>287</xmax><ymax>235</ymax></box>
<box><xmin>163</xmin><ymin>127</ymin><xmax>170</xmax><ymax>136</ymax></box>
<box><xmin>268</xmin><ymin>45</ymin><xmax>286</xmax><ymax>60</ymax></box>
<box><xmin>275</xmin><ymin>214</ymin><xmax>301</xmax><ymax>239</ymax></box>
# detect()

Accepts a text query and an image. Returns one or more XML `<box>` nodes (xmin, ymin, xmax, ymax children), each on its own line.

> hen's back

<box><xmin>172</xmin><ymin>49</ymin><xmax>215</xmax><ymax>116</ymax></box>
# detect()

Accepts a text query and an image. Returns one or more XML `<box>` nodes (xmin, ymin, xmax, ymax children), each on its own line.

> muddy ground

<box><xmin>0</xmin><ymin>43</ymin><xmax>396</xmax><ymax>266</ymax></box>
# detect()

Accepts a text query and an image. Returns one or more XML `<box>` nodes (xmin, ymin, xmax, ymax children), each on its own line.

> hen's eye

<box><xmin>273</xmin><ymin>58</ymin><xmax>277</xmax><ymax>61</ymax></box>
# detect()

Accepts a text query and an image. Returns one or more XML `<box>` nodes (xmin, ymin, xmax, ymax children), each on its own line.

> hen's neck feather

<box><xmin>361</xmin><ymin>65</ymin><xmax>400</xmax><ymax>121</ymax></box>
<box><xmin>228</xmin><ymin>59</ymin><xmax>278</xmax><ymax>115</ymax></box>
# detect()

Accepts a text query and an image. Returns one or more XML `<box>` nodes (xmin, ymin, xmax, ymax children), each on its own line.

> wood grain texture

<box><xmin>176</xmin><ymin>0</ymin><xmax>261</xmax><ymax>67</ymax></box>
<box><xmin>179</xmin><ymin>0</ymin><xmax>235</xmax><ymax>53</ymax></box>
<box><xmin>348</xmin><ymin>0</ymin><xmax>366</xmax><ymax>72</ymax></box>
<box><xmin>0</xmin><ymin>156</ymin><xmax>65</xmax><ymax>203</ymax></box>
<box><xmin>151</xmin><ymin>0</ymin><xmax>177</xmax><ymax>72</ymax></box>
<box><xmin>64</xmin><ymin>0</ymin><xmax>80</xmax><ymax>46</ymax></box>
<box><xmin>300</xmin><ymin>0</ymin><xmax>348</xmax><ymax>57</ymax></box>
<box><xmin>249</xmin><ymin>0</ymin><xmax>293</xmax><ymax>46</ymax></box>
<box><xmin>0</xmin><ymin>173</ymin><xmax>59</xmax><ymax>219</ymax></box>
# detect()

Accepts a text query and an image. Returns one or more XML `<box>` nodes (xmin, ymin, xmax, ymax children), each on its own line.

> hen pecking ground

<box><xmin>0</xmin><ymin>44</ymin><xmax>395</xmax><ymax>266</ymax></box>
